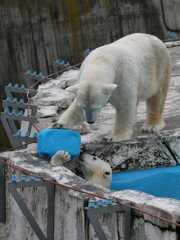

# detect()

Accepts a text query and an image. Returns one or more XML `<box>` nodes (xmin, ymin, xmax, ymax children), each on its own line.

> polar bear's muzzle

<box><xmin>84</xmin><ymin>109</ymin><xmax>97</xmax><ymax>124</ymax></box>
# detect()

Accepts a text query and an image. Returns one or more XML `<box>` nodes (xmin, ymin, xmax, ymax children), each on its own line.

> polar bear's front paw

<box><xmin>52</xmin><ymin>122</ymin><xmax>64</xmax><ymax>129</ymax></box>
<box><xmin>78</xmin><ymin>122</ymin><xmax>90</xmax><ymax>134</ymax></box>
<box><xmin>112</xmin><ymin>129</ymin><xmax>133</xmax><ymax>142</ymax></box>
<box><xmin>142</xmin><ymin>119</ymin><xmax>165</xmax><ymax>134</ymax></box>
<box><xmin>102</xmin><ymin>136</ymin><xmax>113</xmax><ymax>143</ymax></box>
<box><xmin>51</xmin><ymin>120</ymin><xmax>90</xmax><ymax>134</ymax></box>
<box><xmin>50</xmin><ymin>150</ymin><xmax>71</xmax><ymax>167</ymax></box>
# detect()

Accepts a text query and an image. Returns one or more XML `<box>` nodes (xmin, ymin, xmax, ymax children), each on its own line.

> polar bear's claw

<box><xmin>50</xmin><ymin>150</ymin><xmax>71</xmax><ymax>166</ymax></box>
<box><xmin>142</xmin><ymin>119</ymin><xmax>165</xmax><ymax>134</ymax></box>
<box><xmin>51</xmin><ymin>122</ymin><xmax>64</xmax><ymax>129</ymax></box>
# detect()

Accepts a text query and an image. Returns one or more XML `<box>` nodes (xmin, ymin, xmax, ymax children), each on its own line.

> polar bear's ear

<box><xmin>66</xmin><ymin>84</ymin><xmax>80</xmax><ymax>94</ymax></box>
<box><xmin>103</xmin><ymin>84</ymin><xmax>117</xmax><ymax>95</ymax></box>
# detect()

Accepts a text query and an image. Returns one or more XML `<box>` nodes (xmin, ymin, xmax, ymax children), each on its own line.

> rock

<box><xmin>57</xmin><ymin>70</ymin><xmax>79</xmax><ymax>89</ymax></box>
<box><xmin>32</xmin><ymin>80</ymin><xmax>75</xmax><ymax>117</ymax></box>
<box><xmin>37</xmin><ymin>105</ymin><xmax>58</xmax><ymax>118</ymax></box>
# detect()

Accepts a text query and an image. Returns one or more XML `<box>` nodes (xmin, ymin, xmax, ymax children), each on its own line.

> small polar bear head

<box><xmin>80</xmin><ymin>153</ymin><xmax>112</xmax><ymax>189</ymax></box>
<box><xmin>68</xmin><ymin>82</ymin><xmax>117</xmax><ymax>124</ymax></box>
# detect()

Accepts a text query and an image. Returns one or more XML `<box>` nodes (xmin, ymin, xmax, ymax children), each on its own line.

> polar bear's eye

<box><xmin>104</xmin><ymin>171</ymin><xmax>110</xmax><ymax>175</ymax></box>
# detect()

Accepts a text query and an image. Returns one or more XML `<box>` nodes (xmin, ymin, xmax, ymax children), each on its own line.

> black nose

<box><xmin>87</xmin><ymin>121</ymin><xmax>95</xmax><ymax>124</ymax></box>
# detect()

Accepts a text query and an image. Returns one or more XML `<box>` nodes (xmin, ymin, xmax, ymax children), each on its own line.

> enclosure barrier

<box><xmin>0</xmin><ymin>157</ymin><xmax>133</xmax><ymax>240</ymax></box>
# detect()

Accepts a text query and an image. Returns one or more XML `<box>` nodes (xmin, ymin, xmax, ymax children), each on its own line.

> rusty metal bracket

<box><xmin>0</xmin><ymin>161</ymin><xmax>6</xmax><ymax>223</ymax></box>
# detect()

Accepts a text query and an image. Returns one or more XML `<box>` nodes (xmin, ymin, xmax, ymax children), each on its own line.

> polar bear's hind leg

<box><xmin>142</xmin><ymin>63</ymin><xmax>170</xmax><ymax>133</ymax></box>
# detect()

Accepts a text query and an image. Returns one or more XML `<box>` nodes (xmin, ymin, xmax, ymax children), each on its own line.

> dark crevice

<box><xmin>160</xmin><ymin>138</ymin><xmax>179</xmax><ymax>165</ymax></box>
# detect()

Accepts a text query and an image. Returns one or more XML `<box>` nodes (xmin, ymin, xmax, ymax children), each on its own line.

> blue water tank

<box><xmin>37</xmin><ymin>128</ymin><xmax>81</xmax><ymax>158</ymax></box>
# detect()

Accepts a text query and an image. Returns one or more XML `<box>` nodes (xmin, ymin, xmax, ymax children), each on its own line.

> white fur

<box><xmin>50</xmin><ymin>151</ymin><xmax>112</xmax><ymax>189</ymax></box>
<box><xmin>50</xmin><ymin>150</ymin><xmax>71</xmax><ymax>166</ymax></box>
<box><xmin>55</xmin><ymin>33</ymin><xmax>170</xmax><ymax>141</ymax></box>
<box><xmin>142</xmin><ymin>119</ymin><xmax>166</xmax><ymax>133</ymax></box>
<box><xmin>80</xmin><ymin>153</ymin><xmax>112</xmax><ymax>188</ymax></box>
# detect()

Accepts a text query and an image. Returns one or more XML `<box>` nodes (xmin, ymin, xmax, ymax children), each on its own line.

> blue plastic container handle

<box><xmin>37</xmin><ymin>128</ymin><xmax>81</xmax><ymax>158</ymax></box>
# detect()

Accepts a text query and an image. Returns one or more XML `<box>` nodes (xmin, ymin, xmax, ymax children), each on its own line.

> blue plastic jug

<box><xmin>37</xmin><ymin>128</ymin><xmax>81</xmax><ymax>158</ymax></box>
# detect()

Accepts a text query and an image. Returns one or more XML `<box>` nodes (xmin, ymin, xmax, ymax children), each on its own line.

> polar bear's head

<box><xmin>68</xmin><ymin>83</ymin><xmax>117</xmax><ymax>124</ymax></box>
<box><xmin>80</xmin><ymin>153</ymin><xmax>112</xmax><ymax>188</ymax></box>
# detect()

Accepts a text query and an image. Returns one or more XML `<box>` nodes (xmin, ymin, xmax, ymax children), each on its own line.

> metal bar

<box><xmin>8</xmin><ymin>118</ymin><xmax>18</xmax><ymax>134</ymax></box>
<box><xmin>1</xmin><ymin>114</ymin><xmax>19</xmax><ymax>147</ymax></box>
<box><xmin>8</xmin><ymin>183</ymin><xmax>47</xmax><ymax>240</ymax></box>
<box><xmin>27</xmin><ymin>107</ymin><xmax>37</xmax><ymax>137</ymax></box>
<box><xmin>46</xmin><ymin>183</ymin><xmax>55</xmax><ymax>240</ymax></box>
<box><xmin>1</xmin><ymin>112</ymin><xmax>37</xmax><ymax>121</ymax></box>
<box><xmin>0</xmin><ymin>162</ymin><xmax>6</xmax><ymax>223</ymax></box>
<box><xmin>25</xmin><ymin>116</ymin><xmax>34</xmax><ymax>137</ymax></box>
<box><xmin>5</xmin><ymin>86</ymin><xmax>36</xmax><ymax>95</ymax></box>
<box><xmin>3</xmin><ymin>100</ymin><xmax>36</xmax><ymax>110</ymax></box>
<box><xmin>87</xmin><ymin>210</ymin><xmax>108</xmax><ymax>240</ymax></box>
<box><xmin>13</xmin><ymin>136</ymin><xmax>37</xmax><ymax>145</ymax></box>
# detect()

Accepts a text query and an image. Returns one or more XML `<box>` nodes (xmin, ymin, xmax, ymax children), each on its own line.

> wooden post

<box><xmin>0</xmin><ymin>159</ymin><xmax>6</xmax><ymax>223</ymax></box>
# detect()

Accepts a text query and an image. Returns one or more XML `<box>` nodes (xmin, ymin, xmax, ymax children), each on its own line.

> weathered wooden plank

<box><xmin>162</xmin><ymin>0</ymin><xmax>180</xmax><ymax>32</ymax></box>
<box><xmin>131</xmin><ymin>218</ymin><xmax>177</xmax><ymax>240</ymax></box>
<box><xmin>8</xmin><ymin>186</ymin><xmax>48</xmax><ymax>240</ymax></box>
<box><xmin>46</xmin><ymin>183</ymin><xmax>55</xmax><ymax>240</ymax></box>
<box><xmin>0</xmin><ymin>161</ymin><xmax>6</xmax><ymax>223</ymax></box>
<box><xmin>8</xmin><ymin>183</ymin><xmax>47</xmax><ymax>240</ymax></box>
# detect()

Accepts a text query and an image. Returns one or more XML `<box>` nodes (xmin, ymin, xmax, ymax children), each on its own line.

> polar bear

<box><xmin>80</xmin><ymin>153</ymin><xmax>112</xmax><ymax>188</ymax></box>
<box><xmin>50</xmin><ymin>151</ymin><xmax>112</xmax><ymax>188</ymax></box>
<box><xmin>54</xmin><ymin>33</ymin><xmax>171</xmax><ymax>141</ymax></box>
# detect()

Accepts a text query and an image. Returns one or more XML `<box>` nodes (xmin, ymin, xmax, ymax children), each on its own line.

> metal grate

<box><xmin>1</xmin><ymin>83</ymin><xmax>38</xmax><ymax>147</ymax></box>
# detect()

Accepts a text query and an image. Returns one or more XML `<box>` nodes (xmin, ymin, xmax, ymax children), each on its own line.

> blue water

<box><xmin>111</xmin><ymin>166</ymin><xmax>180</xmax><ymax>200</ymax></box>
